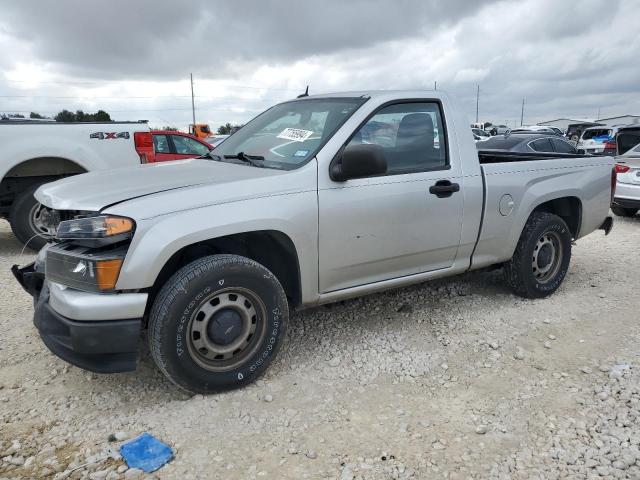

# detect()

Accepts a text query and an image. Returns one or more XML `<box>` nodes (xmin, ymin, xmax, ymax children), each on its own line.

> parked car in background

<box><xmin>577</xmin><ymin>126</ymin><xmax>618</xmax><ymax>156</ymax></box>
<box><xmin>0</xmin><ymin>120</ymin><xmax>152</xmax><ymax>249</ymax></box>
<box><xmin>13</xmin><ymin>90</ymin><xmax>613</xmax><ymax>393</ymax></box>
<box><xmin>620</xmin><ymin>142</ymin><xmax>640</xmax><ymax>158</ymax></box>
<box><xmin>204</xmin><ymin>134</ymin><xmax>230</xmax><ymax>147</ymax></box>
<box><xmin>616</xmin><ymin>125</ymin><xmax>640</xmax><ymax>155</ymax></box>
<box><xmin>152</xmin><ymin>130</ymin><xmax>211</xmax><ymax>162</ymax></box>
<box><xmin>566</xmin><ymin>123</ymin><xmax>602</xmax><ymax>142</ymax></box>
<box><xmin>511</xmin><ymin>126</ymin><xmax>562</xmax><ymax>136</ymax></box>
<box><xmin>489</xmin><ymin>124</ymin><xmax>510</xmax><ymax>135</ymax></box>
<box><xmin>477</xmin><ymin>133</ymin><xmax>579</xmax><ymax>154</ymax></box>
<box><xmin>472</xmin><ymin>128</ymin><xmax>491</xmax><ymax>142</ymax></box>
<box><xmin>188</xmin><ymin>123</ymin><xmax>212</xmax><ymax>139</ymax></box>
<box><xmin>612</xmin><ymin>151</ymin><xmax>640</xmax><ymax>217</ymax></box>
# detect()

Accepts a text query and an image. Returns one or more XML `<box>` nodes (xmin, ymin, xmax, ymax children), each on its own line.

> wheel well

<box><xmin>532</xmin><ymin>197</ymin><xmax>582</xmax><ymax>238</ymax></box>
<box><xmin>0</xmin><ymin>157</ymin><xmax>87</xmax><ymax>217</ymax></box>
<box><xmin>147</xmin><ymin>230</ymin><xmax>302</xmax><ymax>314</ymax></box>
<box><xmin>4</xmin><ymin>157</ymin><xmax>86</xmax><ymax>178</ymax></box>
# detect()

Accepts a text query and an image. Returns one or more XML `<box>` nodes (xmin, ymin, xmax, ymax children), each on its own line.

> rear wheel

<box><xmin>611</xmin><ymin>206</ymin><xmax>638</xmax><ymax>217</ymax></box>
<box><xmin>149</xmin><ymin>254</ymin><xmax>288</xmax><ymax>394</ymax></box>
<box><xmin>504</xmin><ymin>212</ymin><xmax>572</xmax><ymax>298</ymax></box>
<box><xmin>9</xmin><ymin>183</ymin><xmax>57</xmax><ymax>250</ymax></box>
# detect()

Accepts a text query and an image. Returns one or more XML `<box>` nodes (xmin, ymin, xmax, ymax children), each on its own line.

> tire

<box><xmin>503</xmin><ymin>212</ymin><xmax>572</xmax><ymax>299</ymax></box>
<box><xmin>149</xmin><ymin>254</ymin><xmax>288</xmax><ymax>394</ymax></box>
<box><xmin>9</xmin><ymin>182</ymin><xmax>55</xmax><ymax>251</ymax></box>
<box><xmin>611</xmin><ymin>206</ymin><xmax>638</xmax><ymax>217</ymax></box>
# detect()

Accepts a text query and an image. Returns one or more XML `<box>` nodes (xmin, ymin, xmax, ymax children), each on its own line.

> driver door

<box><xmin>318</xmin><ymin>101</ymin><xmax>464</xmax><ymax>293</ymax></box>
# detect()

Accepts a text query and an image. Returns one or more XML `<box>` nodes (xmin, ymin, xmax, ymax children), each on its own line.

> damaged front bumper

<box><xmin>12</xmin><ymin>262</ymin><xmax>144</xmax><ymax>373</ymax></box>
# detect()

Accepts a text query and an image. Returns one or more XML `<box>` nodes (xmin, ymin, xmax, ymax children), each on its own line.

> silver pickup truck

<box><xmin>13</xmin><ymin>91</ymin><xmax>614</xmax><ymax>394</ymax></box>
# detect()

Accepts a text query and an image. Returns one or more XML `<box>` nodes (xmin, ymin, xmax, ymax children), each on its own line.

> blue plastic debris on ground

<box><xmin>120</xmin><ymin>433</ymin><xmax>174</xmax><ymax>473</ymax></box>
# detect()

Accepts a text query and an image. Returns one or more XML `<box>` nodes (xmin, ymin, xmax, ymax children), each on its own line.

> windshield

<box><xmin>214</xmin><ymin>97</ymin><xmax>367</xmax><ymax>169</ymax></box>
<box><xmin>582</xmin><ymin>128</ymin><xmax>612</xmax><ymax>140</ymax></box>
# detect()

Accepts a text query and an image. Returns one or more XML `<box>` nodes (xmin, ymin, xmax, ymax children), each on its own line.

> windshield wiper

<box><xmin>199</xmin><ymin>151</ymin><xmax>222</xmax><ymax>161</ymax></box>
<box><xmin>223</xmin><ymin>152</ymin><xmax>265</xmax><ymax>167</ymax></box>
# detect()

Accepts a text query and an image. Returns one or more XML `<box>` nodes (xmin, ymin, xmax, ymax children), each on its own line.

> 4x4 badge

<box><xmin>90</xmin><ymin>132</ymin><xmax>130</xmax><ymax>140</ymax></box>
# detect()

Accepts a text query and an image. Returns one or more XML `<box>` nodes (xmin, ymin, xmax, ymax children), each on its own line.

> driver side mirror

<box><xmin>330</xmin><ymin>144</ymin><xmax>387</xmax><ymax>182</ymax></box>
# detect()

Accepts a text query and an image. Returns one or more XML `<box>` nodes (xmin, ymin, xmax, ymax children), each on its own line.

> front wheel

<box><xmin>9</xmin><ymin>183</ymin><xmax>57</xmax><ymax>250</ymax></box>
<box><xmin>504</xmin><ymin>212</ymin><xmax>572</xmax><ymax>299</ymax></box>
<box><xmin>611</xmin><ymin>206</ymin><xmax>638</xmax><ymax>217</ymax></box>
<box><xmin>149</xmin><ymin>254</ymin><xmax>288</xmax><ymax>394</ymax></box>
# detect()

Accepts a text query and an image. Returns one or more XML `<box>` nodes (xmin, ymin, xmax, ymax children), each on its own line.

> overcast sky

<box><xmin>1</xmin><ymin>0</ymin><xmax>638</xmax><ymax>130</ymax></box>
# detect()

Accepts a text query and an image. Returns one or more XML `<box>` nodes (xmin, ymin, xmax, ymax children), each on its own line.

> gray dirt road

<box><xmin>0</xmin><ymin>216</ymin><xmax>639</xmax><ymax>480</ymax></box>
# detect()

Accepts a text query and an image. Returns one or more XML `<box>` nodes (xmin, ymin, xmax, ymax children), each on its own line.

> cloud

<box><xmin>0</xmin><ymin>0</ymin><xmax>638</xmax><ymax>128</ymax></box>
<box><xmin>0</xmin><ymin>0</ymin><xmax>496</xmax><ymax>80</ymax></box>
<box><xmin>454</xmin><ymin>68</ymin><xmax>490</xmax><ymax>84</ymax></box>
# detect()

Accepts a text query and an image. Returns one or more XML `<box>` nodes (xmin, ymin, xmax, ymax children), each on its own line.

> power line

<box><xmin>0</xmin><ymin>106</ymin><xmax>265</xmax><ymax>114</ymax></box>
<box><xmin>2</xmin><ymin>79</ymin><xmax>301</xmax><ymax>92</ymax></box>
<box><xmin>0</xmin><ymin>94</ymin><xmax>192</xmax><ymax>99</ymax></box>
<box><xmin>0</xmin><ymin>93</ymin><xmax>294</xmax><ymax>99</ymax></box>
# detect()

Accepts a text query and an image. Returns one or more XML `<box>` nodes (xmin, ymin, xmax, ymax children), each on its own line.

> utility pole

<box><xmin>434</xmin><ymin>81</ymin><xmax>437</xmax><ymax>91</ymax></box>
<box><xmin>596</xmin><ymin>107</ymin><xmax>600</xmax><ymax>120</ymax></box>
<box><xmin>475</xmin><ymin>84</ymin><xmax>480</xmax><ymax>123</ymax></box>
<box><xmin>190</xmin><ymin>73</ymin><xmax>196</xmax><ymax>128</ymax></box>
<box><xmin>520</xmin><ymin>98</ymin><xmax>525</xmax><ymax>126</ymax></box>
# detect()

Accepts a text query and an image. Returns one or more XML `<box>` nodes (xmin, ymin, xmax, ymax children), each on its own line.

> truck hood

<box><xmin>35</xmin><ymin>159</ymin><xmax>287</xmax><ymax>212</ymax></box>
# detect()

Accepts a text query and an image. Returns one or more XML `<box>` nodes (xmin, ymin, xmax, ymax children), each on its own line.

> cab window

<box><xmin>153</xmin><ymin>135</ymin><xmax>171</xmax><ymax>154</ymax></box>
<box><xmin>347</xmin><ymin>102</ymin><xmax>447</xmax><ymax>174</ymax></box>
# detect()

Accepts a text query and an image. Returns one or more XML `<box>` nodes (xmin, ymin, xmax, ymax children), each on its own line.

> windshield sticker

<box><xmin>293</xmin><ymin>149</ymin><xmax>309</xmax><ymax>157</ymax></box>
<box><xmin>277</xmin><ymin>128</ymin><xmax>314</xmax><ymax>142</ymax></box>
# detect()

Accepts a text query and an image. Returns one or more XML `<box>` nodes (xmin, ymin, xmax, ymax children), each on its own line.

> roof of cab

<box><xmin>294</xmin><ymin>90</ymin><xmax>450</xmax><ymax>101</ymax></box>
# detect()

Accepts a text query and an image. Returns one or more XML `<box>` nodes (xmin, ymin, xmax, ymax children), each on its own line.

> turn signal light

<box><xmin>105</xmin><ymin>217</ymin><xmax>134</xmax><ymax>236</ymax></box>
<box><xmin>95</xmin><ymin>259</ymin><xmax>124</xmax><ymax>291</ymax></box>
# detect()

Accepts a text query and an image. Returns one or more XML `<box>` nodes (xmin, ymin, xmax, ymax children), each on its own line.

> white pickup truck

<box><xmin>14</xmin><ymin>91</ymin><xmax>615</xmax><ymax>394</ymax></box>
<box><xmin>0</xmin><ymin>120</ymin><xmax>152</xmax><ymax>249</ymax></box>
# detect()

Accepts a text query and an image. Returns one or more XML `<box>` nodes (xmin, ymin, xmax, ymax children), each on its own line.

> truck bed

<box><xmin>471</xmin><ymin>153</ymin><xmax>613</xmax><ymax>271</ymax></box>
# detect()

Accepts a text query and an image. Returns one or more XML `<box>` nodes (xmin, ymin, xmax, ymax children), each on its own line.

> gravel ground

<box><xmin>1</xmin><ymin>216</ymin><xmax>639</xmax><ymax>480</ymax></box>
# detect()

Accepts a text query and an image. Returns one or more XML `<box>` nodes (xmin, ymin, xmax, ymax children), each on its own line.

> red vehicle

<box><xmin>150</xmin><ymin>130</ymin><xmax>212</xmax><ymax>162</ymax></box>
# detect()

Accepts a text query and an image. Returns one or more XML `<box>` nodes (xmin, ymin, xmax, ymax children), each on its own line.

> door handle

<box><xmin>429</xmin><ymin>180</ymin><xmax>460</xmax><ymax>198</ymax></box>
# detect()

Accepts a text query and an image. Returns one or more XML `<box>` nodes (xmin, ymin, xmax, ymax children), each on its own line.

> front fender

<box><xmin>112</xmin><ymin>191</ymin><xmax>319</xmax><ymax>304</ymax></box>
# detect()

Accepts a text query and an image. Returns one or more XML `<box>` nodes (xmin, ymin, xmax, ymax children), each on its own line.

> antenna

<box><xmin>297</xmin><ymin>86</ymin><xmax>309</xmax><ymax>98</ymax></box>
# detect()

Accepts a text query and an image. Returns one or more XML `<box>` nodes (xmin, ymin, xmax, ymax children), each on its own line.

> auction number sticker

<box><xmin>277</xmin><ymin>128</ymin><xmax>314</xmax><ymax>142</ymax></box>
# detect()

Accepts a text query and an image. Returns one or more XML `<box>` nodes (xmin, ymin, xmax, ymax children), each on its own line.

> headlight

<box><xmin>57</xmin><ymin>216</ymin><xmax>134</xmax><ymax>245</ymax></box>
<box><xmin>46</xmin><ymin>244</ymin><xmax>127</xmax><ymax>292</ymax></box>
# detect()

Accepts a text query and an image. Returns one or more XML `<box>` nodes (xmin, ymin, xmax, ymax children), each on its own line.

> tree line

<box><xmin>0</xmin><ymin>110</ymin><xmax>112</xmax><ymax>122</ymax></box>
<box><xmin>3</xmin><ymin>110</ymin><xmax>243</xmax><ymax>133</ymax></box>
